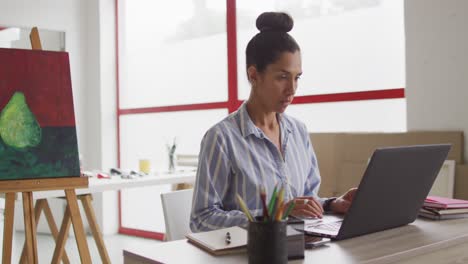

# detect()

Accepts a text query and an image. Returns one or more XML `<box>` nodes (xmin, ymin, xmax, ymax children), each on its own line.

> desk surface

<box><xmin>26</xmin><ymin>170</ymin><xmax>196</xmax><ymax>200</ymax></box>
<box><xmin>123</xmin><ymin>218</ymin><xmax>468</xmax><ymax>264</ymax></box>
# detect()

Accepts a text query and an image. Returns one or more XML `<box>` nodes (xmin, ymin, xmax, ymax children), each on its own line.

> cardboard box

<box><xmin>455</xmin><ymin>165</ymin><xmax>468</xmax><ymax>200</ymax></box>
<box><xmin>310</xmin><ymin>133</ymin><xmax>341</xmax><ymax>197</ymax></box>
<box><xmin>340</xmin><ymin>132</ymin><xmax>464</xmax><ymax>163</ymax></box>
<box><xmin>311</xmin><ymin>131</ymin><xmax>465</xmax><ymax>198</ymax></box>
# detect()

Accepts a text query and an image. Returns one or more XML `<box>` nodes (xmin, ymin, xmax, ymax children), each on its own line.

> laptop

<box><xmin>302</xmin><ymin>144</ymin><xmax>451</xmax><ymax>240</ymax></box>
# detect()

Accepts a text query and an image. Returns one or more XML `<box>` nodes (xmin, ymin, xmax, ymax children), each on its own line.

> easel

<box><xmin>16</xmin><ymin>194</ymin><xmax>111</xmax><ymax>264</ymax></box>
<box><xmin>1</xmin><ymin>178</ymin><xmax>90</xmax><ymax>264</ymax></box>
<box><xmin>0</xmin><ymin>27</ymin><xmax>99</xmax><ymax>264</ymax></box>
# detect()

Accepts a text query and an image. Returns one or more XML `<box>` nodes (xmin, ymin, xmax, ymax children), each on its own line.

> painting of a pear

<box><xmin>0</xmin><ymin>48</ymin><xmax>80</xmax><ymax>180</ymax></box>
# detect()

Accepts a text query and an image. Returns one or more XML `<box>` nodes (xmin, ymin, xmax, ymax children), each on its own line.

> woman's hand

<box><xmin>286</xmin><ymin>197</ymin><xmax>324</xmax><ymax>218</ymax></box>
<box><xmin>330</xmin><ymin>188</ymin><xmax>357</xmax><ymax>214</ymax></box>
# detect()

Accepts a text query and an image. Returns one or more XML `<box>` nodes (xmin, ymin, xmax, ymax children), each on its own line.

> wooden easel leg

<box><xmin>21</xmin><ymin>199</ymin><xmax>71</xmax><ymax>264</ymax></box>
<box><xmin>79</xmin><ymin>194</ymin><xmax>111</xmax><ymax>264</ymax></box>
<box><xmin>20</xmin><ymin>198</ymin><xmax>44</xmax><ymax>263</ymax></box>
<box><xmin>51</xmin><ymin>206</ymin><xmax>72</xmax><ymax>264</ymax></box>
<box><xmin>22</xmin><ymin>192</ymin><xmax>38</xmax><ymax>264</ymax></box>
<box><xmin>2</xmin><ymin>193</ymin><xmax>16</xmax><ymax>264</ymax></box>
<box><xmin>28</xmin><ymin>193</ymin><xmax>39</xmax><ymax>263</ymax></box>
<box><xmin>42</xmin><ymin>200</ymin><xmax>71</xmax><ymax>264</ymax></box>
<box><xmin>65</xmin><ymin>189</ymin><xmax>91</xmax><ymax>263</ymax></box>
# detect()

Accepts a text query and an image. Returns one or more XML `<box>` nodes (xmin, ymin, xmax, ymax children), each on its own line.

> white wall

<box><xmin>95</xmin><ymin>0</ymin><xmax>119</xmax><ymax>235</ymax></box>
<box><xmin>405</xmin><ymin>0</ymin><xmax>468</xmax><ymax>163</ymax></box>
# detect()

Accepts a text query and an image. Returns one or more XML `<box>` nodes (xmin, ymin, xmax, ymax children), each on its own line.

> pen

<box><xmin>225</xmin><ymin>232</ymin><xmax>231</xmax><ymax>244</ymax></box>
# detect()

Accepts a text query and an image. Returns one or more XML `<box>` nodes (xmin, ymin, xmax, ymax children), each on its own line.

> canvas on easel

<box><xmin>0</xmin><ymin>47</ymin><xmax>80</xmax><ymax>180</ymax></box>
<box><xmin>0</xmin><ymin>28</ymin><xmax>92</xmax><ymax>264</ymax></box>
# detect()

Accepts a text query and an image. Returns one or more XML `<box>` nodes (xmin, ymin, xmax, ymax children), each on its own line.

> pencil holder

<box><xmin>247</xmin><ymin>217</ymin><xmax>287</xmax><ymax>264</ymax></box>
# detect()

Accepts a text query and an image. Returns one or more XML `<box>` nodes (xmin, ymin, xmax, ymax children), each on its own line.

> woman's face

<box><xmin>249</xmin><ymin>51</ymin><xmax>302</xmax><ymax>113</ymax></box>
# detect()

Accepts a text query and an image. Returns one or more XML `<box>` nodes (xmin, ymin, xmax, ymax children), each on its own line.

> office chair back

<box><xmin>161</xmin><ymin>188</ymin><xmax>194</xmax><ymax>241</ymax></box>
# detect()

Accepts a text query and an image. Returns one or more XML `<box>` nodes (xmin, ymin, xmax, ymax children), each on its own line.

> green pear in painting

<box><xmin>0</xmin><ymin>92</ymin><xmax>42</xmax><ymax>149</ymax></box>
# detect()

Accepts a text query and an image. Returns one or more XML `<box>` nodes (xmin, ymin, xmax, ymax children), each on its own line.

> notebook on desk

<box><xmin>186</xmin><ymin>226</ymin><xmax>247</xmax><ymax>256</ymax></box>
<box><xmin>186</xmin><ymin>224</ymin><xmax>304</xmax><ymax>258</ymax></box>
<box><xmin>301</xmin><ymin>144</ymin><xmax>451</xmax><ymax>240</ymax></box>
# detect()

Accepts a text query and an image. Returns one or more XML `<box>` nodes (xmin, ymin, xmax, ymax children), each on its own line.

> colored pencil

<box><xmin>275</xmin><ymin>201</ymin><xmax>284</xmax><ymax>221</ymax></box>
<box><xmin>260</xmin><ymin>186</ymin><xmax>269</xmax><ymax>220</ymax></box>
<box><xmin>267</xmin><ymin>184</ymin><xmax>278</xmax><ymax>217</ymax></box>
<box><xmin>282</xmin><ymin>200</ymin><xmax>296</xmax><ymax>220</ymax></box>
<box><xmin>275</xmin><ymin>187</ymin><xmax>285</xmax><ymax>220</ymax></box>
<box><xmin>270</xmin><ymin>186</ymin><xmax>283</xmax><ymax>221</ymax></box>
<box><xmin>236</xmin><ymin>194</ymin><xmax>254</xmax><ymax>222</ymax></box>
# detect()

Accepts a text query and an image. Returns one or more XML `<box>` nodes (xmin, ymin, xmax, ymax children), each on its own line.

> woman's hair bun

<box><xmin>256</xmin><ymin>12</ymin><xmax>294</xmax><ymax>33</ymax></box>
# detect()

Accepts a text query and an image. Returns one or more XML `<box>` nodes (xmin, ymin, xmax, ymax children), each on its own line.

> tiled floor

<box><xmin>10</xmin><ymin>231</ymin><xmax>161</xmax><ymax>263</ymax></box>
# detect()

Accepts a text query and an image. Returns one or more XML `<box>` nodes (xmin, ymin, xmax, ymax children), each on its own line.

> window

<box><xmin>236</xmin><ymin>0</ymin><xmax>406</xmax><ymax>131</ymax></box>
<box><xmin>116</xmin><ymin>0</ymin><xmax>405</xmax><ymax>239</ymax></box>
<box><xmin>117</xmin><ymin>0</ymin><xmax>231</xmax><ymax>238</ymax></box>
<box><xmin>119</xmin><ymin>0</ymin><xmax>228</xmax><ymax>108</ymax></box>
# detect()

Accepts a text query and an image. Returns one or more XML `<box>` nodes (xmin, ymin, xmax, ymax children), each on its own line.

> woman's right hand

<box><xmin>286</xmin><ymin>197</ymin><xmax>324</xmax><ymax>219</ymax></box>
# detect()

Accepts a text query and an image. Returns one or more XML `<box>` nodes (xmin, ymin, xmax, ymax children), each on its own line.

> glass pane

<box><xmin>286</xmin><ymin>98</ymin><xmax>407</xmax><ymax>132</ymax></box>
<box><xmin>236</xmin><ymin>0</ymin><xmax>405</xmax><ymax>99</ymax></box>
<box><xmin>118</xmin><ymin>0</ymin><xmax>228</xmax><ymax>108</ymax></box>
<box><xmin>121</xmin><ymin>185</ymin><xmax>172</xmax><ymax>232</ymax></box>
<box><xmin>119</xmin><ymin>109</ymin><xmax>228</xmax><ymax>232</ymax></box>
<box><xmin>120</xmin><ymin>109</ymin><xmax>228</xmax><ymax>171</ymax></box>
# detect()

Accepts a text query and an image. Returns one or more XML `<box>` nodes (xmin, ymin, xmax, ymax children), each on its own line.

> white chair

<box><xmin>161</xmin><ymin>188</ymin><xmax>194</xmax><ymax>241</ymax></box>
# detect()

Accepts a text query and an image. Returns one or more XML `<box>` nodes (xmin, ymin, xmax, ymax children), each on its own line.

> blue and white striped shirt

<box><xmin>190</xmin><ymin>102</ymin><xmax>323</xmax><ymax>232</ymax></box>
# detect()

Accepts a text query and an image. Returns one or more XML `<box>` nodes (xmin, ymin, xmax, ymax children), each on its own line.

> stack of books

<box><xmin>419</xmin><ymin>196</ymin><xmax>468</xmax><ymax>220</ymax></box>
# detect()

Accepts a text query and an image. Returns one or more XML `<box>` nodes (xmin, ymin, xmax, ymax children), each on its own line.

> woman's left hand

<box><xmin>330</xmin><ymin>188</ymin><xmax>357</xmax><ymax>214</ymax></box>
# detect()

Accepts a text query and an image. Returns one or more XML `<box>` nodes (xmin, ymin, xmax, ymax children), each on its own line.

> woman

<box><xmin>190</xmin><ymin>12</ymin><xmax>356</xmax><ymax>232</ymax></box>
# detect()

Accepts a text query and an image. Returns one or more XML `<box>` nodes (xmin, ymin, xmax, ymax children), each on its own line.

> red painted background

<box><xmin>0</xmin><ymin>48</ymin><xmax>76</xmax><ymax>127</ymax></box>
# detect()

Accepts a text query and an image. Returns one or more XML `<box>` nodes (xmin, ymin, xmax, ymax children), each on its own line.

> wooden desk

<box><xmin>123</xmin><ymin>218</ymin><xmax>468</xmax><ymax>264</ymax></box>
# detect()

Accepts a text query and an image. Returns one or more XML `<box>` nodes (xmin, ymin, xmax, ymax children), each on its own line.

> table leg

<box><xmin>65</xmin><ymin>189</ymin><xmax>92</xmax><ymax>263</ymax></box>
<box><xmin>2</xmin><ymin>193</ymin><xmax>15</xmax><ymax>264</ymax></box>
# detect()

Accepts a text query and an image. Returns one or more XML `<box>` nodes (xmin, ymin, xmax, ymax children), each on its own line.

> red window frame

<box><xmin>115</xmin><ymin>0</ymin><xmax>404</xmax><ymax>240</ymax></box>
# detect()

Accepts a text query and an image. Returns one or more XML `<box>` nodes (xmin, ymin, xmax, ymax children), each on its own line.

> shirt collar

<box><xmin>239</xmin><ymin>102</ymin><xmax>260</xmax><ymax>138</ymax></box>
<box><xmin>238</xmin><ymin>102</ymin><xmax>293</xmax><ymax>138</ymax></box>
<box><xmin>277</xmin><ymin>112</ymin><xmax>293</xmax><ymax>135</ymax></box>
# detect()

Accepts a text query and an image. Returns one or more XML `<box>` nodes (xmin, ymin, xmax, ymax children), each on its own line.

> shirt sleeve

<box><xmin>302</xmin><ymin>126</ymin><xmax>327</xmax><ymax>205</ymax></box>
<box><xmin>190</xmin><ymin>127</ymin><xmax>248</xmax><ymax>232</ymax></box>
